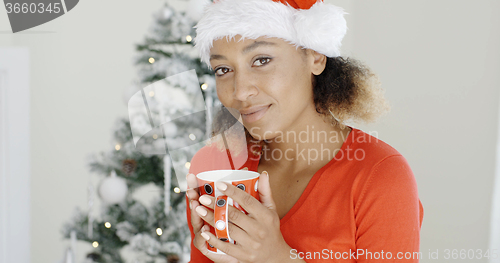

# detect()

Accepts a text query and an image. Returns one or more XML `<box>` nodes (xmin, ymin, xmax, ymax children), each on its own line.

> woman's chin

<box><xmin>247</xmin><ymin>127</ymin><xmax>280</xmax><ymax>142</ymax></box>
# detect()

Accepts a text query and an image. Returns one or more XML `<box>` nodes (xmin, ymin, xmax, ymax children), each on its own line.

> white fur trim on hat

<box><xmin>193</xmin><ymin>0</ymin><xmax>348</xmax><ymax>69</ymax></box>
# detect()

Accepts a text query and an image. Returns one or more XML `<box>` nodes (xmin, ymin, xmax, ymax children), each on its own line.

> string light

<box><xmin>156</xmin><ymin>228</ymin><xmax>163</xmax><ymax>236</ymax></box>
<box><xmin>174</xmin><ymin>187</ymin><xmax>180</xmax><ymax>193</ymax></box>
<box><xmin>201</xmin><ymin>83</ymin><xmax>208</xmax><ymax>90</ymax></box>
<box><xmin>149</xmin><ymin>57</ymin><xmax>155</xmax><ymax>64</ymax></box>
<box><xmin>186</xmin><ymin>35</ymin><xmax>192</xmax><ymax>42</ymax></box>
<box><xmin>92</xmin><ymin>241</ymin><xmax>99</xmax><ymax>248</ymax></box>
<box><xmin>115</xmin><ymin>144</ymin><xmax>121</xmax><ymax>151</ymax></box>
<box><xmin>149</xmin><ymin>91</ymin><xmax>155</xmax><ymax>97</ymax></box>
<box><xmin>185</xmin><ymin>162</ymin><xmax>190</xmax><ymax>169</ymax></box>
<box><xmin>189</xmin><ymin>134</ymin><xmax>196</xmax><ymax>141</ymax></box>
<box><xmin>104</xmin><ymin>222</ymin><xmax>111</xmax><ymax>228</ymax></box>
<box><xmin>153</xmin><ymin>134</ymin><xmax>158</xmax><ymax>139</ymax></box>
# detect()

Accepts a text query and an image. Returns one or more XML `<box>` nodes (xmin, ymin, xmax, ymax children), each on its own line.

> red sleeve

<box><xmin>186</xmin><ymin>195</ymin><xmax>213</xmax><ymax>263</ymax></box>
<box><xmin>355</xmin><ymin>155</ymin><xmax>424</xmax><ymax>262</ymax></box>
<box><xmin>185</xmin><ymin>146</ymin><xmax>214</xmax><ymax>263</ymax></box>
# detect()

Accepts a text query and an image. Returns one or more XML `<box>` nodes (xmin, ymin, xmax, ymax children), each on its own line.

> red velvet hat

<box><xmin>194</xmin><ymin>0</ymin><xmax>348</xmax><ymax>68</ymax></box>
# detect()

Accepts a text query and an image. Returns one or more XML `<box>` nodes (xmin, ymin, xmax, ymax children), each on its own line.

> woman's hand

<box><xmin>193</xmin><ymin>171</ymin><xmax>294</xmax><ymax>263</ymax></box>
<box><xmin>186</xmin><ymin>172</ymin><xmax>239</xmax><ymax>263</ymax></box>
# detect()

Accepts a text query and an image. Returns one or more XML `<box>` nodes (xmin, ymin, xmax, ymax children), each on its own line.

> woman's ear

<box><xmin>309</xmin><ymin>50</ymin><xmax>327</xmax><ymax>76</ymax></box>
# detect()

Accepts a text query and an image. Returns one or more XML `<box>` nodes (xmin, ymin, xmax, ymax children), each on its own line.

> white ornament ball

<box><xmin>163</xmin><ymin>8</ymin><xmax>174</xmax><ymax>19</ymax></box>
<box><xmin>99</xmin><ymin>171</ymin><xmax>128</xmax><ymax>204</ymax></box>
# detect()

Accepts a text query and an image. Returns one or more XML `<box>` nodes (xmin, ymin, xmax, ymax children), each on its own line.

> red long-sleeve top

<box><xmin>186</xmin><ymin>126</ymin><xmax>424</xmax><ymax>262</ymax></box>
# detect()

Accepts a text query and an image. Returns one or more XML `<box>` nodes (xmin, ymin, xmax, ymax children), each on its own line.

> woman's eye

<box><xmin>254</xmin><ymin>57</ymin><xmax>271</xmax><ymax>66</ymax></box>
<box><xmin>214</xmin><ymin>67</ymin><xmax>230</xmax><ymax>76</ymax></box>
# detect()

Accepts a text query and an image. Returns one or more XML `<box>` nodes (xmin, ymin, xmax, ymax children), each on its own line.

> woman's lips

<box><xmin>241</xmin><ymin>104</ymin><xmax>271</xmax><ymax>123</ymax></box>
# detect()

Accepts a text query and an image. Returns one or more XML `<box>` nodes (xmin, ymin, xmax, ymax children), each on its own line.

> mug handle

<box><xmin>214</xmin><ymin>195</ymin><xmax>235</xmax><ymax>245</ymax></box>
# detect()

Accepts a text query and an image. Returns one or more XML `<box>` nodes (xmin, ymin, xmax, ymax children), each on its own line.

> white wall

<box><xmin>492</xmin><ymin>101</ymin><xmax>500</xmax><ymax>263</ymax></box>
<box><xmin>336</xmin><ymin>1</ymin><xmax>500</xmax><ymax>262</ymax></box>
<box><xmin>0</xmin><ymin>0</ymin><xmax>499</xmax><ymax>262</ymax></box>
<box><xmin>0</xmin><ymin>48</ymin><xmax>31</xmax><ymax>263</ymax></box>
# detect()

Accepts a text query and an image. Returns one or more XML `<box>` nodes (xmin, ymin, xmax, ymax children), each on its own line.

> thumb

<box><xmin>258</xmin><ymin>171</ymin><xmax>276</xmax><ymax>211</ymax></box>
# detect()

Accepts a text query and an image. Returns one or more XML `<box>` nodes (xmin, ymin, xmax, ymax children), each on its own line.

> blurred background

<box><xmin>0</xmin><ymin>0</ymin><xmax>499</xmax><ymax>262</ymax></box>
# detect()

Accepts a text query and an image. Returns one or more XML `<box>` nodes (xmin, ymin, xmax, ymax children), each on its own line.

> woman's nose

<box><xmin>233</xmin><ymin>70</ymin><xmax>258</xmax><ymax>101</ymax></box>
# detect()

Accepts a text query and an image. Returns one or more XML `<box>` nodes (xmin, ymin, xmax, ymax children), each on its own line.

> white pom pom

<box><xmin>294</xmin><ymin>1</ymin><xmax>348</xmax><ymax>57</ymax></box>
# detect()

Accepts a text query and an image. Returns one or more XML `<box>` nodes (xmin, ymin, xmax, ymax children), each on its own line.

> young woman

<box><xmin>185</xmin><ymin>0</ymin><xmax>423</xmax><ymax>262</ymax></box>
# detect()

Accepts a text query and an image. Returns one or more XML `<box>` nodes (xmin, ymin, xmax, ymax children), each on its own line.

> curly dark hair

<box><xmin>207</xmin><ymin>54</ymin><xmax>391</xmax><ymax>150</ymax></box>
<box><xmin>314</xmin><ymin>55</ymin><xmax>390</xmax><ymax>130</ymax></box>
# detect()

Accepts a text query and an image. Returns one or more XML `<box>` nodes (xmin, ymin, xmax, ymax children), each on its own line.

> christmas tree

<box><xmin>60</xmin><ymin>1</ymin><xmax>219</xmax><ymax>262</ymax></box>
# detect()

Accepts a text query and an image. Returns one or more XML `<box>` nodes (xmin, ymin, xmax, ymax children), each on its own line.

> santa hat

<box><xmin>193</xmin><ymin>0</ymin><xmax>348</xmax><ymax>69</ymax></box>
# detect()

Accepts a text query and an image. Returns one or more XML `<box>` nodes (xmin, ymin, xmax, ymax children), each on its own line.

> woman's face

<box><xmin>209</xmin><ymin>35</ymin><xmax>325</xmax><ymax>140</ymax></box>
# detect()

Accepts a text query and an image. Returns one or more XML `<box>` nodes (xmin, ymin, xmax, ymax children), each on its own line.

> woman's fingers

<box><xmin>186</xmin><ymin>189</ymin><xmax>199</xmax><ymax>209</ymax></box>
<box><xmin>186</xmin><ymin>173</ymin><xmax>199</xmax><ymax>203</ymax></box>
<box><xmin>257</xmin><ymin>171</ymin><xmax>276</xmax><ymax>212</ymax></box>
<box><xmin>198</xmin><ymin>194</ymin><xmax>215</xmax><ymax>209</ymax></box>
<box><xmin>197</xmin><ymin>202</ymin><xmax>255</xmax><ymax>248</ymax></box>
<box><xmin>187</xmin><ymin>173</ymin><xmax>204</xmax><ymax>233</ymax></box>
<box><xmin>194</xmin><ymin>199</ymin><xmax>215</xmax><ymax>228</ymax></box>
<box><xmin>196</xmin><ymin>194</ymin><xmax>258</xmax><ymax>234</ymax></box>
<box><xmin>193</xmin><ymin>224</ymin><xmax>210</xmax><ymax>251</ymax></box>
<box><xmin>190</xmin><ymin>200</ymin><xmax>204</xmax><ymax>233</ymax></box>
<box><xmin>225</xmin><ymin>204</ymin><xmax>258</xmax><ymax>240</ymax></box>
<box><xmin>186</xmin><ymin>173</ymin><xmax>198</xmax><ymax>188</ymax></box>
<box><xmin>194</xmin><ymin>225</ymin><xmax>240</xmax><ymax>263</ymax></box>
<box><xmin>215</xmin><ymin>181</ymin><xmax>265</xmax><ymax>217</ymax></box>
<box><xmin>226</xmin><ymin>220</ymin><xmax>252</xmax><ymax>248</ymax></box>
<box><xmin>200</xmin><ymin>227</ymin><xmax>248</xmax><ymax>260</ymax></box>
